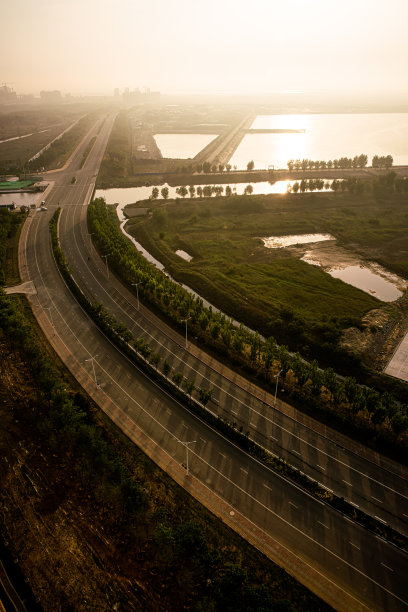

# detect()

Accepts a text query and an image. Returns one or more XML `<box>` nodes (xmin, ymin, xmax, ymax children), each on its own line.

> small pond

<box><xmin>262</xmin><ymin>233</ymin><xmax>334</xmax><ymax>248</ymax></box>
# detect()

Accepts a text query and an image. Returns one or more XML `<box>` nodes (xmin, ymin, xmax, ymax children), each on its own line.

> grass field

<box><xmin>126</xmin><ymin>189</ymin><xmax>408</xmax><ymax>359</ymax></box>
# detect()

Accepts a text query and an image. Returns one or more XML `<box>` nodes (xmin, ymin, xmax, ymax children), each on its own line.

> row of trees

<box><xmin>87</xmin><ymin>198</ymin><xmax>408</xmax><ymax>454</ymax></box>
<box><xmin>151</xmin><ymin>184</ymin><xmax>254</xmax><ymax>200</ymax></box>
<box><xmin>287</xmin><ymin>155</ymin><xmax>369</xmax><ymax>171</ymax></box>
<box><xmin>372</xmin><ymin>155</ymin><xmax>394</xmax><ymax>168</ymax></box>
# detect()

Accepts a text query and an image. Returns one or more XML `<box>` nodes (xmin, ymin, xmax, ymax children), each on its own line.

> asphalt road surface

<box><xmin>18</xmin><ymin>113</ymin><xmax>408</xmax><ymax>611</ymax></box>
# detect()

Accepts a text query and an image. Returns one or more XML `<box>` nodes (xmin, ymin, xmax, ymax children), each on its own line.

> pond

<box><xmin>153</xmin><ymin>133</ymin><xmax>218</xmax><ymax>159</ymax></box>
<box><xmin>229</xmin><ymin>112</ymin><xmax>408</xmax><ymax>169</ymax></box>
<box><xmin>262</xmin><ymin>234</ymin><xmax>334</xmax><ymax>248</ymax></box>
<box><xmin>301</xmin><ymin>250</ymin><xmax>406</xmax><ymax>302</ymax></box>
<box><xmin>95</xmin><ymin>179</ymin><xmax>333</xmax><ymax>207</ymax></box>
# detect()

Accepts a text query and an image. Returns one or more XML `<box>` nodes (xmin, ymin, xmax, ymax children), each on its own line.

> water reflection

<box><xmin>95</xmin><ymin>179</ymin><xmax>308</xmax><ymax>206</ymax></box>
<box><xmin>327</xmin><ymin>265</ymin><xmax>404</xmax><ymax>302</ymax></box>
<box><xmin>154</xmin><ymin>133</ymin><xmax>217</xmax><ymax>159</ymax></box>
<box><xmin>262</xmin><ymin>233</ymin><xmax>334</xmax><ymax>248</ymax></box>
<box><xmin>230</xmin><ymin>112</ymin><xmax>408</xmax><ymax>169</ymax></box>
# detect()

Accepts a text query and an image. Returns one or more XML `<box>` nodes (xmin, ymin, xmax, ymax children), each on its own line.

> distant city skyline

<box><xmin>2</xmin><ymin>0</ymin><xmax>408</xmax><ymax>98</ymax></box>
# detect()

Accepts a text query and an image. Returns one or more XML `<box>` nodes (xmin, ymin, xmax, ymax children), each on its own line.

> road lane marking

<box><xmin>240</xmin><ymin>467</ymin><xmax>248</xmax><ymax>475</ymax></box>
<box><xmin>317</xmin><ymin>521</ymin><xmax>330</xmax><ymax>529</ymax></box>
<box><xmin>349</xmin><ymin>542</ymin><xmax>360</xmax><ymax>550</ymax></box>
<box><xmin>375</xmin><ymin>516</ymin><xmax>387</xmax><ymax>524</ymax></box>
<box><xmin>380</xmin><ymin>563</ymin><xmax>394</xmax><ymax>572</ymax></box>
<box><xmin>263</xmin><ymin>483</ymin><xmax>273</xmax><ymax>491</ymax></box>
<box><xmin>342</xmin><ymin>480</ymin><xmax>352</xmax><ymax>486</ymax></box>
<box><xmin>289</xmin><ymin>501</ymin><xmax>298</xmax><ymax>509</ymax></box>
<box><xmin>317</xmin><ymin>464</ymin><xmax>325</xmax><ymax>471</ymax></box>
<box><xmin>270</xmin><ymin>436</ymin><xmax>278</xmax><ymax>441</ymax></box>
<box><xmin>292</xmin><ymin>449</ymin><xmax>301</xmax><ymax>455</ymax></box>
<box><xmin>371</xmin><ymin>496</ymin><xmax>383</xmax><ymax>504</ymax></box>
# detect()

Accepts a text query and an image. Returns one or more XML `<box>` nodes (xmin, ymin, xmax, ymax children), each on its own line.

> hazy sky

<box><xmin>3</xmin><ymin>0</ymin><xmax>408</xmax><ymax>96</ymax></box>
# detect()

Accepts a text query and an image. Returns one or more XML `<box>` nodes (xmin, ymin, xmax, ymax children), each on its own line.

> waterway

<box><xmin>94</xmin><ymin>179</ymin><xmax>324</xmax><ymax>206</ymax></box>
<box><xmin>229</xmin><ymin>113</ymin><xmax>408</xmax><ymax>169</ymax></box>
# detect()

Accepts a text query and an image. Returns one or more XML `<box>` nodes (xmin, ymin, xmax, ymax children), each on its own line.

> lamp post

<box><xmin>132</xmin><ymin>282</ymin><xmax>140</xmax><ymax>310</ymax></box>
<box><xmin>181</xmin><ymin>317</ymin><xmax>190</xmax><ymax>349</ymax></box>
<box><xmin>274</xmin><ymin>369</ymin><xmax>283</xmax><ymax>408</ymax></box>
<box><xmin>178</xmin><ymin>440</ymin><xmax>196</xmax><ymax>476</ymax></box>
<box><xmin>85</xmin><ymin>355</ymin><xmax>99</xmax><ymax>388</ymax></box>
<box><xmin>102</xmin><ymin>253</ymin><xmax>111</xmax><ymax>279</ymax></box>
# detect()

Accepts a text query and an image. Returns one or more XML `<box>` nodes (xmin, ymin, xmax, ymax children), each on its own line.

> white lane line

<box><xmin>403</xmin><ymin>513</ymin><xmax>408</xmax><ymax>519</ymax></box>
<box><xmin>342</xmin><ymin>480</ymin><xmax>352</xmax><ymax>486</ymax></box>
<box><xmin>292</xmin><ymin>449</ymin><xmax>301</xmax><ymax>455</ymax></box>
<box><xmin>263</xmin><ymin>483</ymin><xmax>273</xmax><ymax>491</ymax></box>
<box><xmin>349</xmin><ymin>541</ymin><xmax>360</xmax><ymax>550</ymax></box>
<box><xmin>289</xmin><ymin>501</ymin><xmax>298</xmax><ymax>509</ymax></box>
<box><xmin>219</xmin><ymin>452</ymin><xmax>226</xmax><ymax>459</ymax></box>
<box><xmin>199</xmin><ymin>437</ymin><xmax>206</xmax><ymax>444</ymax></box>
<box><xmin>350</xmin><ymin>502</ymin><xmax>359</xmax><ymax>508</ymax></box>
<box><xmin>317</xmin><ymin>464</ymin><xmax>325</xmax><ymax>471</ymax></box>
<box><xmin>249</xmin><ymin>422</ymin><xmax>257</xmax><ymax>428</ymax></box>
<box><xmin>372</xmin><ymin>496</ymin><xmax>383</xmax><ymax>504</ymax></box>
<box><xmin>375</xmin><ymin>516</ymin><xmax>387</xmax><ymax>525</ymax></box>
<box><xmin>380</xmin><ymin>563</ymin><xmax>394</xmax><ymax>572</ymax></box>
<box><xmin>270</xmin><ymin>436</ymin><xmax>278</xmax><ymax>441</ymax></box>
<box><xmin>240</xmin><ymin>467</ymin><xmax>248</xmax><ymax>475</ymax></box>
<box><xmin>317</xmin><ymin>521</ymin><xmax>330</xmax><ymax>530</ymax></box>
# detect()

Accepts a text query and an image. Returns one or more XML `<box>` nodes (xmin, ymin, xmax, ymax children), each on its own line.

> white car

<box><xmin>40</xmin><ymin>206</ymin><xmax>47</xmax><ymax>211</ymax></box>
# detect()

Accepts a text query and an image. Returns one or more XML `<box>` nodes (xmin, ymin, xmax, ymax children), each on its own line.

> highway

<box><xmin>19</xmin><ymin>113</ymin><xmax>408</xmax><ymax>611</ymax></box>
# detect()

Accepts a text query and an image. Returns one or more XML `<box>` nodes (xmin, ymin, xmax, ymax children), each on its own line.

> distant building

<box><xmin>0</xmin><ymin>85</ymin><xmax>17</xmax><ymax>104</ymax></box>
<box><xmin>40</xmin><ymin>90</ymin><xmax>62</xmax><ymax>103</ymax></box>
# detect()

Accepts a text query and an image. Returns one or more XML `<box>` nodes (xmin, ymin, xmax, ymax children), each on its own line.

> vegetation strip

<box><xmin>50</xmin><ymin>207</ymin><xmax>408</xmax><ymax>551</ymax></box>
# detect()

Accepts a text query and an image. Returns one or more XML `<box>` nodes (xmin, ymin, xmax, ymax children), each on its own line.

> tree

<box><xmin>162</xmin><ymin>360</ymin><xmax>171</xmax><ymax>378</ymax></box>
<box><xmin>225</xmin><ymin>185</ymin><xmax>232</xmax><ymax>197</ymax></box>
<box><xmin>172</xmin><ymin>372</ymin><xmax>184</xmax><ymax>387</ymax></box>
<box><xmin>149</xmin><ymin>352</ymin><xmax>161</xmax><ymax>369</ymax></box>
<box><xmin>161</xmin><ymin>186</ymin><xmax>169</xmax><ymax>199</ymax></box>
<box><xmin>178</xmin><ymin>186</ymin><xmax>188</xmax><ymax>198</ymax></box>
<box><xmin>244</xmin><ymin>184</ymin><xmax>253</xmax><ymax>195</ymax></box>
<box><xmin>247</xmin><ymin>160</ymin><xmax>255</xmax><ymax>171</ymax></box>
<box><xmin>188</xmin><ymin>185</ymin><xmax>196</xmax><ymax>198</ymax></box>
<box><xmin>196</xmin><ymin>186</ymin><xmax>203</xmax><ymax>198</ymax></box>
<box><xmin>287</xmin><ymin>159</ymin><xmax>294</xmax><ymax>172</ymax></box>
<box><xmin>151</xmin><ymin>187</ymin><xmax>159</xmax><ymax>200</ymax></box>
<box><xmin>198</xmin><ymin>387</ymin><xmax>213</xmax><ymax>406</ymax></box>
<box><xmin>183</xmin><ymin>377</ymin><xmax>196</xmax><ymax>399</ymax></box>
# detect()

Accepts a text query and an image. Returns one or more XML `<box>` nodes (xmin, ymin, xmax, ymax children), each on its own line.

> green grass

<box><xmin>126</xmin><ymin>190</ymin><xmax>408</xmax><ymax>357</ymax></box>
<box><xmin>0</xmin><ymin>180</ymin><xmax>33</xmax><ymax>190</ymax></box>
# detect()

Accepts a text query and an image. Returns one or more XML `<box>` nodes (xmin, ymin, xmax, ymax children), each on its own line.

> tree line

<box><xmin>287</xmin><ymin>154</ymin><xmax>394</xmax><ymax>172</ymax></box>
<box><xmin>87</xmin><ymin>198</ymin><xmax>408</xmax><ymax>457</ymax></box>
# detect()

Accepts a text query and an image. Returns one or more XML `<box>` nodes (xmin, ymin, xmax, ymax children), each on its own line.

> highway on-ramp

<box><xmin>18</xmin><ymin>113</ymin><xmax>408</xmax><ymax>612</ymax></box>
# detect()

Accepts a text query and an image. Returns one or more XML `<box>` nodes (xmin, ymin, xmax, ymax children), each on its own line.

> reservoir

<box><xmin>153</xmin><ymin>133</ymin><xmax>217</xmax><ymax>159</ymax></box>
<box><xmin>229</xmin><ymin>113</ymin><xmax>408</xmax><ymax>169</ymax></box>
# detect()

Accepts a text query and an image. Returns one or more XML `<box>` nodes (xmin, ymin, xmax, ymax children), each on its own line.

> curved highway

<box><xmin>19</xmin><ymin>113</ymin><xmax>408</xmax><ymax>612</ymax></box>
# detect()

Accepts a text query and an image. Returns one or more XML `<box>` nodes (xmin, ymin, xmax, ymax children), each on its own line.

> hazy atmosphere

<box><xmin>3</xmin><ymin>0</ymin><xmax>408</xmax><ymax>96</ymax></box>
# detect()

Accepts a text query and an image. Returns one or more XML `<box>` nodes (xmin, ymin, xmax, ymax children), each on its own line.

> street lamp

<box><xmin>85</xmin><ymin>355</ymin><xmax>99</xmax><ymax>388</ymax></box>
<box><xmin>178</xmin><ymin>439</ymin><xmax>196</xmax><ymax>476</ymax></box>
<box><xmin>181</xmin><ymin>316</ymin><xmax>190</xmax><ymax>349</ymax></box>
<box><xmin>274</xmin><ymin>369</ymin><xmax>283</xmax><ymax>408</ymax></box>
<box><xmin>132</xmin><ymin>282</ymin><xmax>140</xmax><ymax>310</ymax></box>
<box><xmin>102</xmin><ymin>253</ymin><xmax>111</xmax><ymax>279</ymax></box>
